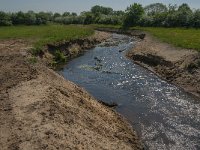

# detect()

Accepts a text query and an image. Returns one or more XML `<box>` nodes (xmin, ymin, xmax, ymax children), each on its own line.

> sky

<box><xmin>0</xmin><ymin>0</ymin><xmax>199</xmax><ymax>13</ymax></box>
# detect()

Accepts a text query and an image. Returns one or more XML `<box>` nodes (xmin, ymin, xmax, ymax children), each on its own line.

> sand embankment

<box><xmin>0</xmin><ymin>32</ymin><xmax>142</xmax><ymax>150</ymax></box>
<box><xmin>127</xmin><ymin>32</ymin><xmax>200</xmax><ymax>98</ymax></box>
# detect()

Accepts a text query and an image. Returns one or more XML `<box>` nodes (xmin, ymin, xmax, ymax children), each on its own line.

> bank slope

<box><xmin>0</xmin><ymin>32</ymin><xmax>142</xmax><ymax>150</ymax></box>
<box><xmin>127</xmin><ymin>32</ymin><xmax>200</xmax><ymax>98</ymax></box>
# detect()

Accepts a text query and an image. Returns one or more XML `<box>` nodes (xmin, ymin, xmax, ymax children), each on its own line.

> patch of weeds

<box><xmin>187</xmin><ymin>63</ymin><xmax>198</xmax><ymax>71</ymax></box>
<box><xmin>31</xmin><ymin>46</ymin><xmax>44</xmax><ymax>56</ymax></box>
<box><xmin>54</xmin><ymin>50</ymin><xmax>67</xmax><ymax>64</ymax></box>
<box><xmin>28</xmin><ymin>57</ymin><xmax>37</xmax><ymax>64</ymax></box>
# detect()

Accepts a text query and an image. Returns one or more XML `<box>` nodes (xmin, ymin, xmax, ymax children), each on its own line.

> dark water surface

<box><xmin>60</xmin><ymin>34</ymin><xmax>200</xmax><ymax>150</ymax></box>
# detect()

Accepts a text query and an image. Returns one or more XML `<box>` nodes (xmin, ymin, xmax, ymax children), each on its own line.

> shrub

<box><xmin>54</xmin><ymin>50</ymin><xmax>67</xmax><ymax>63</ymax></box>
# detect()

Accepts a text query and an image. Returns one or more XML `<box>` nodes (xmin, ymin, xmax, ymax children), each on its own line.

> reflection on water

<box><xmin>60</xmin><ymin>34</ymin><xmax>200</xmax><ymax>150</ymax></box>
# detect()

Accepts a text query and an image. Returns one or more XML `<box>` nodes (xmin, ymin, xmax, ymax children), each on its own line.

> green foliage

<box><xmin>193</xmin><ymin>10</ymin><xmax>200</xmax><ymax>28</ymax></box>
<box><xmin>54</xmin><ymin>50</ymin><xmax>67</xmax><ymax>63</ymax></box>
<box><xmin>0</xmin><ymin>11</ymin><xmax>12</xmax><ymax>26</ymax></box>
<box><xmin>140</xmin><ymin>3</ymin><xmax>195</xmax><ymax>28</ymax></box>
<box><xmin>144</xmin><ymin>3</ymin><xmax>168</xmax><ymax>16</ymax></box>
<box><xmin>10</xmin><ymin>11</ymin><xmax>52</xmax><ymax>25</ymax></box>
<box><xmin>97</xmin><ymin>15</ymin><xmax>122</xmax><ymax>25</ymax></box>
<box><xmin>0</xmin><ymin>3</ymin><xmax>200</xmax><ymax>28</ymax></box>
<box><xmin>31</xmin><ymin>47</ymin><xmax>44</xmax><ymax>56</ymax></box>
<box><xmin>123</xmin><ymin>3</ymin><xmax>144</xmax><ymax>27</ymax></box>
<box><xmin>62</xmin><ymin>12</ymin><xmax>70</xmax><ymax>17</ymax></box>
<box><xmin>91</xmin><ymin>5</ymin><xmax>113</xmax><ymax>15</ymax></box>
<box><xmin>135</xmin><ymin>27</ymin><xmax>200</xmax><ymax>51</ymax></box>
<box><xmin>53</xmin><ymin>13</ymin><xmax>61</xmax><ymax>19</ymax></box>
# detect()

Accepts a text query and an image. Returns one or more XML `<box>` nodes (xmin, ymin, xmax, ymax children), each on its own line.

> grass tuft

<box><xmin>54</xmin><ymin>50</ymin><xmax>67</xmax><ymax>63</ymax></box>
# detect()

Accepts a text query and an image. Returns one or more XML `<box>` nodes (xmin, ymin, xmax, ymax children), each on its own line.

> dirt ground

<box><xmin>0</xmin><ymin>32</ymin><xmax>142</xmax><ymax>150</ymax></box>
<box><xmin>127</xmin><ymin>32</ymin><xmax>200</xmax><ymax>98</ymax></box>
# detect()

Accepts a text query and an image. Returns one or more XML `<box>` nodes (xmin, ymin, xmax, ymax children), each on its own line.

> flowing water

<box><xmin>59</xmin><ymin>34</ymin><xmax>200</xmax><ymax>150</ymax></box>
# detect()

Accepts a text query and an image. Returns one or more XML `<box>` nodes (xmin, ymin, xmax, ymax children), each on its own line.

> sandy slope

<box><xmin>0</xmin><ymin>32</ymin><xmax>142</xmax><ymax>150</ymax></box>
<box><xmin>127</xmin><ymin>33</ymin><xmax>200</xmax><ymax>98</ymax></box>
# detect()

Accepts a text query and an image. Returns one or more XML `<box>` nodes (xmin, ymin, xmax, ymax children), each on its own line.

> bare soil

<box><xmin>0</xmin><ymin>32</ymin><xmax>142</xmax><ymax>150</ymax></box>
<box><xmin>127</xmin><ymin>33</ymin><xmax>200</xmax><ymax>98</ymax></box>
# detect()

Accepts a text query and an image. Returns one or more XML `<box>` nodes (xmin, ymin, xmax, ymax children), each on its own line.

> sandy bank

<box><xmin>0</xmin><ymin>32</ymin><xmax>142</xmax><ymax>150</ymax></box>
<box><xmin>127</xmin><ymin>32</ymin><xmax>200</xmax><ymax>98</ymax></box>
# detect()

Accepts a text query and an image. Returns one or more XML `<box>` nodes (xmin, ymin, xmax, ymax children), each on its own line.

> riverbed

<box><xmin>60</xmin><ymin>34</ymin><xmax>200</xmax><ymax>150</ymax></box>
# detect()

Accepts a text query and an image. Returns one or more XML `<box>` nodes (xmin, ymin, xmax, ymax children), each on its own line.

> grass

<box><xmin>90</xmin><ymin>24</ymin><xmax>200</xmax><ymax>51</ymax></box>
<box><xmin>133</xmin><ymin>27</ymin><xmax>200</xmax><ymax>51</ymax></box>
<box><xmin>0</xmin><ymin>25</ymin><xmax>94</xmax><ymax>53</ymax></box>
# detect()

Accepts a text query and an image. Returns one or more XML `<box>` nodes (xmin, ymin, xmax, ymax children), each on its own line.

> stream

<box><xmin>59</xmin><ymin>34</ymin><xmax>200</xmax><ymax>150</ymax></box>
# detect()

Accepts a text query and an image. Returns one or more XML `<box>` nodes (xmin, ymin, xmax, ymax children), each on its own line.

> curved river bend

<box><xmin>60</xmin><ymin>34</ymin><xmax>200</xmax><ymax>150</ymax></box>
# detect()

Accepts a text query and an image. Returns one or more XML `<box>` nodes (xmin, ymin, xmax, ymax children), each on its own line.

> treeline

<box><xmin>1</xmin><ymin>3</ymin><xmax>200</xmax><ymax>28</ymax></box>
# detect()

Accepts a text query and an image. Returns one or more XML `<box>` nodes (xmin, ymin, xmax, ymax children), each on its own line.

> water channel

<box><xmin>59</xmin><ymin>34</ymin><xmax>200</xmax><ymax>150</ymax></box>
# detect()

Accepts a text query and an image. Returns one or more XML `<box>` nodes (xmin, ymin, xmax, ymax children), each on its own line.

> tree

<box><xmin>123</xmin><ymin>3</ymin><xmax>144</xmax><ymax>27</ymax></box>
<box><xmin>193</xmin><ymin>9</ymin><xmax>200</xmax><ymax>28</ymax></box>
<box><xmin>53</xmin><ymin>12</ymin><xmax>61</xmax><ymax>19</ymax></box>
<box><xmin>143</xmin><ymin>3</ymin><xmax>168</xmax><ymax>27</ymax></box>
<box><xmin>11</xmin><ymin>11</ymin><xmax>26</xmax><ymax>25</ymax></box>
<box><xmin>0</xmin><ymin>11</ymin><xmax>12</xmax><ymax>26</ymax></box>
<box><xmin>91</xmin><ymin>5</ymin><xmax>113</xmax><ymax>15</ymax></box>
<box><xmin>144</xmin><ymin>3</ymin><xmax>167</xmax><ymax>16</ymax></box>
<box><xmin>80</xmin><ymin>12</ymin><xmax>94</xmax><ymax>24</ymax></box>
<box><xmin>176</xmin><ymin>3</ymin><xmax>193</xmax><ymax>27</ymax></box>
<box><xmin>71</xmin><ymin>12</ymin><xmax>77</xmax><ymax>16</ymax></box>
<box><xmin>62</xmin><ymin>12</ymin><xmax>70</xmax><ymax>17</ymax></box>
<box><xmin>35</xmin><ymin>12</ymin><xmax>50</xmax><ymax>25</ymax></box>
<box><xmin>24</xmin><ymin>11</ymin><xmax>36</xmax><ymax>25</ymax></box>
<box><xmin>112</xmin><ymin>10</ymin><xmax>125</xmax><ymax>16</ymax></box>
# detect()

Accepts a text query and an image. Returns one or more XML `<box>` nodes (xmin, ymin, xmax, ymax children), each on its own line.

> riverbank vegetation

<box><xmin>1</xmin><ymin>2</ymin><xmax>200</xmax><ymax>51</ymax></box>
<box><xmin>135</xmin><ymin>27</ymin><xmax>200</xmax><ymax>51</ymax></box>
<box><xmin>0</xmin><ymin>25</ymin><xmax>94</xmax><ymax>53</ymax></box>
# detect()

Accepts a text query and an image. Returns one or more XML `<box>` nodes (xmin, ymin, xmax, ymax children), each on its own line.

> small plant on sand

<box><xmin>31</xmin><ymin>46</ymin><xmax>44</xmax><ymax>56</ymax></box>
<box><xmin>186</xmin><ymin>62</ymin><xmax>198</xmax><ymax>72</ymax></box>
<box><xmin>27</xmin><ymin>56</ymin><xmax>37</xmax><ymax>64</ymax></box>
<box><xmin>54</xmin><ymin>50</ymin><xmax>67</xmax><ymax>63</ymax></box>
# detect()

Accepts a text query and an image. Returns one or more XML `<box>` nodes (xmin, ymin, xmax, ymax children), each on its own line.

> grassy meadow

<box><xmin>0</xmin><ymin>25</ymin><xmax>94</xmax><ymax>49</ymax></box>
<box><xmin>133</xmin><ymin>27</ymin><xmax>200</xmax><ymax>51</ymax></box>
<box><xmin>1</xmin><ymin>24</ymin><xmax>200</xmax><ymax>52</ymax></box>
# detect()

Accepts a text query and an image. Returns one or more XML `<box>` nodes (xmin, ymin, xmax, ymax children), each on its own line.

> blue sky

<box><xmin>0</xmin><ymin>0</ymin><xmax>199</xmax><ymax>13</ymax></box>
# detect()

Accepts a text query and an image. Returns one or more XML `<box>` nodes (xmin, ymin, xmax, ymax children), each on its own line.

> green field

<box><xmin>0</xmin><ymin>25</ymin><xmax>94</xmax><ymax>49</ymax></box>
<box><xmin>133</xmin><ymin>27</ymin><xmax>200</xmax><ymax>51</ymax></box>
<box><xmin>1</xmin><ymin>24</ymin><xmax>200</xmax><ymax>52</ymax></box>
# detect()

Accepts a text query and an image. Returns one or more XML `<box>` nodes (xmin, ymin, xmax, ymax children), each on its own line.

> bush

<box><xmin>54</xmin><ymin>50</ymin><xmax>67</xmax><ymax>63</ymax></box>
